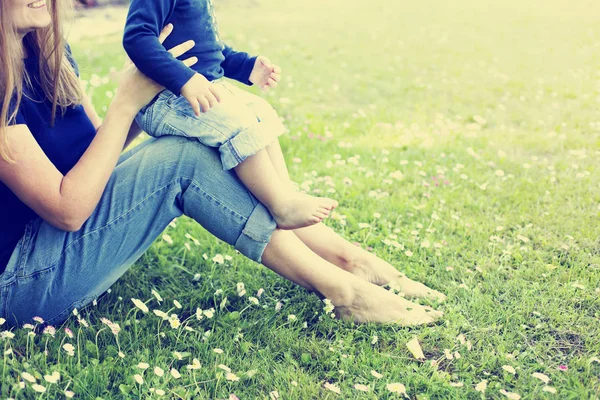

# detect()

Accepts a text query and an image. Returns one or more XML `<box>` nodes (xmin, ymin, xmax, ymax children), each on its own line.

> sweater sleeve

<box><xmin>123</xmin><ymin>0</ymin><xmax>195</xmax><ymax>95</ymax></box>
<box><xmin>221</xmin><ymin>44</ymin><xmax>257</xmax><ymax>86</ymax></box>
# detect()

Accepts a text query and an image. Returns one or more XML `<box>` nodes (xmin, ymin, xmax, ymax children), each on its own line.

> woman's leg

<box><xmin>0</xmin><ymin>137</ymin><xmax>276</xmax><ymax>326</ymax></box>
<box><xmin>261</xmin><ymin>230</ymin><xmax>442</xmax><ymax>325</ymax></box>
<box><xmin>264</xmin><ymin>140</ymin><xmax>445</xmax><ymax>301</ymax></box>
<box><xmin>293</xmin><ymin>224</ymin><xmax>446</xmax><ymax>301</ymax></box>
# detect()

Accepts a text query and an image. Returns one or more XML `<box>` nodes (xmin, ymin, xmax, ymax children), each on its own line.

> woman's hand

<box><xmin>116</xmin><ymin>24</ymin><xmax>198</xmax><ymax>111</ymax></box>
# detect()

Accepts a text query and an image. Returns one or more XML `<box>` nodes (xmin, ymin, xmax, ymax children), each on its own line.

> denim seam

<box><xmin>1</xmin><ymin>285</ymin><xmax>9</xmax><ymax>319</ymax></box>
<box><xmin>164</xmin><ymin>105</ymin><xmax>233</xmax><ymax>141</ymax></box>
<box><xmin>2</xmin><ymin>222</ymin><xmax>39</xmax><ymax>284</ymax></box>
<box><xmin>0</xmin><ymin>273</ymin><xmax>16</xmax><ymax>290</ymax></box>
<box><xmin>17</xmin><ymin>222</ymin><xmax>35</xmax><ymax>272</ymax></box>
<box><xmin>148</xmin><ymin>96</ymin><xmax>173</xmax><ymax>137</ymax></box>
<box><xmin>223</xmin><ymin>141</ymin><xmax>243</xmax><ymax>166</ymax></box>
<box><xmin>137</xmin><ymin>98</ymin><xmax>154</xmax><ymax>129</ymax></box>
<box><xmin>163</xmin><ymin>122</ymin><xmax>194</xmax><ymax>138</ymax></box>
<box><xmin>164</xmin><ymin>119</ymin><xmax>235</xmax><ymax>144</ymax></box>
<box><xmin>17</xmin><ymin>265</ymin><xmax>58</xmax><ymax>282</ymax></box>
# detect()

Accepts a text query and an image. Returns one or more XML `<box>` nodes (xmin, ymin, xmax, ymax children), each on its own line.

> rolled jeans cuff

<box><xmin>234</xmin><ymin>201</ymin><xmax>276</xmax><ymax>263</ymax></box>
<box><xmin>219</xmin><ymin>117</ymin><xmax>286</xmax><ymax>170</ymax></box>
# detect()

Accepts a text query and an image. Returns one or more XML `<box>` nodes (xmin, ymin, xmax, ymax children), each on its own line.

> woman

<box><xmin>0</xmin><ymin>0</ymin><xmax>444</xmax><ymax>328</ymax></box>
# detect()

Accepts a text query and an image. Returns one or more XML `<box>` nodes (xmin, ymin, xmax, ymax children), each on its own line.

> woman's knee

<box><xmin>144</xmin><ymin>137</ymin><xmax>275</xmax><ymax>259</ymax></box>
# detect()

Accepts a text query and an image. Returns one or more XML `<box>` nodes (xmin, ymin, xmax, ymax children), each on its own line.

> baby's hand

<box><xmin>249</xmin><ymin>56</ymin><xmax>281</xmax><ymax>92</ymax></box>
<box><xmin>180</xmin><ymin>73</ymin><xmax>223</xmax><ymax>115</ymax></box>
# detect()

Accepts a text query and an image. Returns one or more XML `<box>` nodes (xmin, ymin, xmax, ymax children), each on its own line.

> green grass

<box><xmin>2</xmin><ymin>0</ymin><xmax>600</xmax><ymax>398</ymax></box>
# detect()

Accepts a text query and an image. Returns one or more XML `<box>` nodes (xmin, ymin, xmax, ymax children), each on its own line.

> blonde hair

<box><xmin>0</xmin><ymin>0</ymin><xmax>82</xmax><ymax>163</ymax></box>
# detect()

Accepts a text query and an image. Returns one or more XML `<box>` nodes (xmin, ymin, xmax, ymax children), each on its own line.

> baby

<box><xmin>123</xmin><ymin>0</ymin><xmax>337</xmax><ymax>229</ymax></box>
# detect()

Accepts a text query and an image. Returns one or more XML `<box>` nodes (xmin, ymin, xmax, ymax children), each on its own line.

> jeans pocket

<box><xmin>15</xmin><ymin>220</ymin><xmax>65</xmax><ymax>281</ymax></box>
<box><xmin>138</xmin><ymin>90</ymin><xmax>172</xmax><ymax>135</ymax></box>
<box><xmin>2</xmin><ymin>219</ymin><xmax>39</xmax><ymax>283</ymax></box>
<box><xmin>0</xmin><ymin>285</ymin><xmax>9</xmax><ymax>321</ymax></box>
<box><xmin>166</xmin><ymin>94</ymin><xmax>195</xmax><ymax>116</ymax></box>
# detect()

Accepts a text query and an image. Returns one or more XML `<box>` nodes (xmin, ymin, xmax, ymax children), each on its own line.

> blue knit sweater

<box><xmin>123</xmin><ymin>0</ymin><xmax>256</xmax><ymax>95</ymax></box>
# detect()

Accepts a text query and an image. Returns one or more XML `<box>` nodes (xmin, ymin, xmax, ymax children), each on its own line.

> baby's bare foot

<box><xmin>332</xmin><ymin>279</ymin><xmax>443</xmax><ymax>326</ymax></box>
<box><xmin>271</xmin><ymin>193</ymin><xmax>338</xmax><ymax>230</ymax></box>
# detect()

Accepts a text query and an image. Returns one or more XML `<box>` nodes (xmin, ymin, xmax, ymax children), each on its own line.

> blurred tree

<box><xmin>74</xmin><ymin>0</ymin><xmax>129</xmax><ymax>7</ymax></box>
<box><xmin>75</xmin><ymin>0</ymin><xmax>97</xmax><ymax>7</ymax></box>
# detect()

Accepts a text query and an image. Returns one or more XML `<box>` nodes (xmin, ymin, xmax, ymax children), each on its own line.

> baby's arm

<box><xmin>123</xmin><ymin>0</ymin><xmax>194</xmax><ymax>95</ymax></box>
<box><xmin>222</xmin><ymin>46</ymin><xmax>281</xmax><ymax>92</ymax></box>
<box><xmin>221</xmin><ymin>45</ymin><xmax>257</xmax><ymax>85</ymax></box>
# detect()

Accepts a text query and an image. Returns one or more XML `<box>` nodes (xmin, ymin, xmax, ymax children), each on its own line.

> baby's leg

<box><xmin>234</xmin><ymin>150</ymin><xmax>337</xmax><ymax>230</ymax></box>
<box><xmin>265</xmin><ymin>140</ymin><xmax>293</xmax><ymax>188</ymax></box>
<box><xmin>266</xmin><ymin>140</ymin><xmax>338</xmax><ymax>211</ymax></box>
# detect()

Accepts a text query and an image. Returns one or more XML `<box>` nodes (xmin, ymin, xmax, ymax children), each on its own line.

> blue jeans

<box><xmin>0</xmin><ymin>136</ymin><xmax>276</xmax><ymax>327</ymax></box>
<box><xmin>137</xmin><ymin>80</ymin><xmax>286</xmax><ymax>170</ymax></box>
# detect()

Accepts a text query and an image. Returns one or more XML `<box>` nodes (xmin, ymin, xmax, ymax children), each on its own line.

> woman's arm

<box><xmin>81</xmin><ymin>90</ymin><xmax>143</xmax><ymax>150</ymax></box>
<box><xmin>80</xmin><ymin>90</ymin><xmax>102</xmax><ymax>130</ymax></box>
<box><xmin>0</xmin><ymin>96</ymin><xmax>139</xmax><ymax>231</ymax></box>
<box><xmin>0</xmin><ymin>27</ymin><xmax>196</xmax><ymax>231</ymax></box>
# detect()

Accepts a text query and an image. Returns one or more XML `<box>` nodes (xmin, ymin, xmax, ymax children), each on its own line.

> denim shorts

<box><xmin>0</xmin><ymin>136</ymin><xmax>276</xmax><ymax>327</ymax></box>
<box><xmin>137</xmin><ymin>79</ymin><xmax>286</xmax><ymax>170</ymax></box>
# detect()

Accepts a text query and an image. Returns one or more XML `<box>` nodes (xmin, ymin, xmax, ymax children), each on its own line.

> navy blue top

<box><xmin>123</xmin><ymin>0</ymin><xmax>257</xmax><ymax>95</ymax></box>
<box><xmin>0</xmin><ymin>43</ymin><xmax>96</xmax><ymax>273</ymax></box>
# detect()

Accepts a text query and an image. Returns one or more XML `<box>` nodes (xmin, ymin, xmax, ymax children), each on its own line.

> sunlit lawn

<box><xmin>1</xmin><ymin>0</ymin><xmax>599</xmax><ymax>398</ymax></box>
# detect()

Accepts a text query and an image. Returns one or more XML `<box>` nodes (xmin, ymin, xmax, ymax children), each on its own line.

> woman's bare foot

<box><xmin>260</xmin><ymin>229</ymin><xmax>443</xmax><ymax>326</ymax></box>
<box><xmin>387</xmin><ymin>275</ymin><xmax>446</xmax><ymax>302</ymax></box>
<box><xmin>270</xmin><ymin>193</ymin><xmax>338</xmax><ymax>230</ymax></box>
<box><xmin>348</xmin><ymin>252</ymin><xmax>446</xmax><ymax>302</ymax></box>
<box><xmin>291</xmin><ymin>224</ymin><xmax>446</xmax><ymax>301</ymax></box>
<box><xmin>330</xmin><ymin>278</ymin><xmax>443</xmax><ymax>326</ymax></box>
